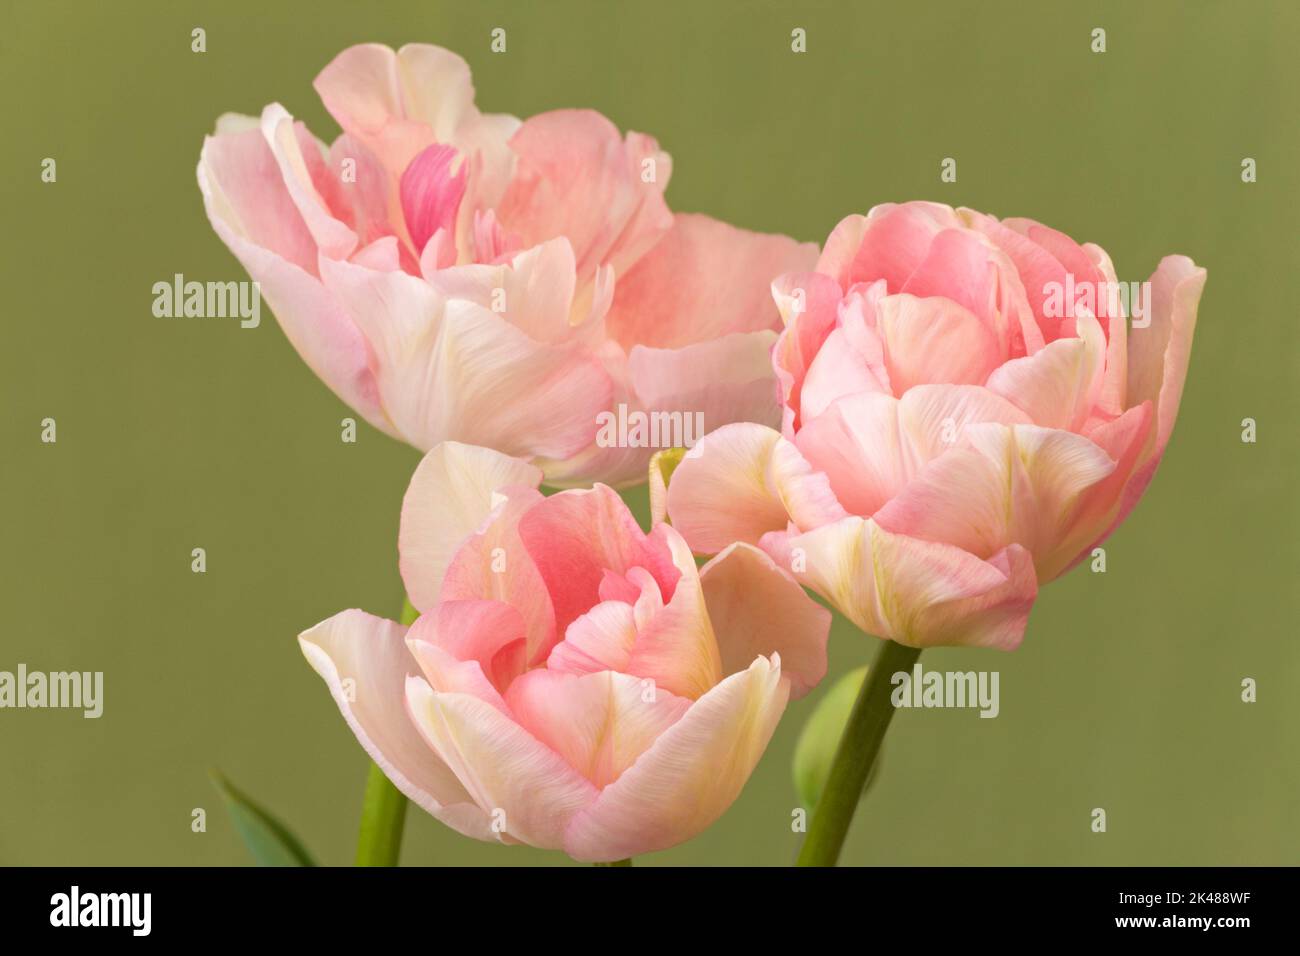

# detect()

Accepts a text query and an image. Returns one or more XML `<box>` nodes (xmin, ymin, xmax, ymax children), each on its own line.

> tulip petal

<box><xmin>795</xmin><ymin>386</ymin><xmax>1030</xmax><ymax>517</ymax></box>
<box><xmin>604</xmin><ymin>213</ymin><xmax>817</xmax><ymax>350</ymax></box>
<box><xmin>875</xmin><ymin>293</ymin><xmax>1003</xmax><ymax>390</ymax></box>
<box><xmin>495</xmin><ymin>109</ymin><xmax>673</xmax><ymax>282</ymax></box>
<box><xmin>1127</xmin><ymin>256</ymin><xmax>1206</xmax><ymax>460</ymax></box>
<box><xmin>319</xmin><ymin>255</ymin><xmax>613</xmax><ymax>456</ymax></box>
<box><xmin>298</xmin><ymin>610</ymin><xmax>493</xmax><ymax>840</ymax></box>
<box><xmin>700</xmin><ymin>543</ymin><xmax>830</xmax><ymax>698</ymax></box>
<box><xmin>198</xmin><ymin>132</ymin><xmax>392</xmax><ymax>436</ymax></box>
<box><xmin>438</xmin><ymin>485</ymin><xmax>557</xmax><ymax>662</ymax></box>
<box><xmin>671</xmin><ymin>421</ymin><xmax>847</xmax><ymax>550</ymax></box>
<box><xmin>872</xmin><ymin>423</ymin><xmax>1116</xmax><ymax>567</ymax></box>
<box><xmin>405</xmin><ymin>678</ymin><xmax>598</xmax><ymax>849</ymax></box>
<box><xmin>398</xmin><ymin>442</ymin><xmax>542</xmax><ymax>611</ymax></box>
<box><xmin>399</xmin><ymin>142</ymin><xmax>468</xmax><ymax>255</ymax></box>
<box><xmin>986</xmin><ymin>310</ymin><xmax>1107</xmax><ymax>430</ymax></box>
<box><xmin>561</xmin><ymin>655</ymin><xmax>787</xmax><ymax>862</ymax></box>
<box><xmin>762</xmin><ymin>518</ymin><xmax>1038</xmax><ymax>650</ymax></box>
<box><xmin>517</xmin><ymin>484</ymin><xmax>682</xmax><ymax>637</ymax></box>
<box><xmin>505</xmin><ymin>669</ymin><xmax>692</xmax><ymax>789</ymax></box>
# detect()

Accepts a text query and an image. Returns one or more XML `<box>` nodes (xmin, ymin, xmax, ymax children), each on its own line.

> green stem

<box><xmin>595</xmin><ymin>858</ymin><xmax>632</xmax><ymax>867</ymax></box>
<box><xmin>353</xmin><ymin>595</ymin><xmax>418</xmax><ymax>867</ymax></box>
<box><xmin>355</xmin><ymin>762</ymin><xmax>408</xmax><ymax>866</ymax></box>
<box><xmin>796</xmin><ymin>639</ymin><xmax>921</xmax><ymax>867</ymax></box>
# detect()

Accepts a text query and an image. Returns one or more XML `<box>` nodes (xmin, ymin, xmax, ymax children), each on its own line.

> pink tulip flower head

<box><xmin>198</xmin><ymin>43</ymin><xmax>816</xmax><ymax>486</ymax></box>
<box><xmin>300</xmin><ymin>442</ymin><xmax>830</xmax><ymax>861</ymax></box>
<box><xmin>664</xmin><ymin>201</ymin><xmax>1206</xmax><ymax>651</ymax></box>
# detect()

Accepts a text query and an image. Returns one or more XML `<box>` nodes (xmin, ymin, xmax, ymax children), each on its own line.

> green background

<box><xmin>2</xmin><ymin>0</ymin><xmax>1296</xmax><ymax>866</ymax></box>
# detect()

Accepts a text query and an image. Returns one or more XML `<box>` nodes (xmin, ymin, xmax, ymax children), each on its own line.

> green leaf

<box><xmin>211</xmin><ymin>770</ymin><xmax>317</xmax><ymax>867</ymax></box>
<box><xmin>793</xmin><ymin>666</ymin><xmax>883</xmax><ymax>811</ymax></box>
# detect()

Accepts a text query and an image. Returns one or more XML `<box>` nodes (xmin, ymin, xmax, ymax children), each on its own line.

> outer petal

<box><xmin>604</xmin><ymin>213</ymin><xmax>817</xmax><ymax>350</ymax></box>
<box><xmin>700</xmin><ymin>543</ymin><xmax>830</xmax><ymax>698</ymax></box>
<box><xmin>1126</xmin><ymin>256</ymin><xmax>1206</xmax><ymax>462</ymax></box>
<box><xmin>561</xmin><ymin>655</ymin><xmax>787</xmax><ymax>862</ymax></box>
<box><xmin>297</xmin><ymin>610</ymin><xmax>493</xmax><ymax>840</ymax></box>
<box><xmin>406</xmin><ymin>678</ymin><xmax>598</xmax><ymax>849</ymax></box>
<box><xmin>398</xmin><ymin>442</ymin><xmax>542</xmax><ymax>611</ymax></box>
<box><xmin>664</xmin><ymin>422</ymin><xmax>846</xmax><ymax>552</ymax></box>
<box><xmin>795</xmin><ymin>386</ymin><xmax>1031</xmax><ymax>517</ymax></box>
<box><xmin>319</xmin><ymin>255</ymin><xmax>613</xmax><ymax>457</ymax></box>
<box><xmin>198</xmin><ymin>124</ymin><xmax>391</xmax><ymax>435</ymax></box>
<box><xmin>872</xmin><ymin>423</ymin><xmax>1116</xmax><ymax>569</ymax></box>
<box><xmin>762</xmin><ymin>518</ymin><xmax>1038</xmax><ymax>650</ymax></box>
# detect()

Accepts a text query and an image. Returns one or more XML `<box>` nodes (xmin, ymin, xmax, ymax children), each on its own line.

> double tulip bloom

<box><xmin>300</xmin><ymin>442</ymin><xmax>829</xmax><ymax>860</ymax></box>
<box><xmin>197</xmin><ymin>42</ymin><xmax>815</xmax><ymax>486</ymax></box>
<box><xmin>665</xmin><ymin>202</ymin><xmax>1205</xmax><ymax>650</ymax></box>
<box><xmin>203</xmin><ymin>44</ymin><xmax>1205</xmax><ymax>860</ymax></box>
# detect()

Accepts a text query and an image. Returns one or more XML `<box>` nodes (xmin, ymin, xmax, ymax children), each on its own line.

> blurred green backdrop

<box><xmin>1</xmin><ymin>0</ymin><xmax>1296</xmax><ymax>866</ymax></box>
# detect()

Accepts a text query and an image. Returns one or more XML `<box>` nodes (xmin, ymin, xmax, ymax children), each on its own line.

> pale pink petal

<box><xmin>405</xmin><ymin>636</ymin><xmax>510</xmax><ymax>714</ymax></box>
<box><xmin>407</xmin><ymin>599</ymin><xmax>528</xmax><ymax>695</ymax></box>
<box><xmin>771</xmin><ymin>271</ymin><xmax>844</xmax><ymax>434</ymax></box>
<box><xmin>494</xmin><ymin>109</ymin><xmax>673</xmax><ymax>282</ymax></box>
<box><xmin>561</xmin><ymin>656</ymin><xmax>787</xmax><ymax>862</ymax></box>
<box><xmin>438</xmin><ymin>485</ymin><xmax>557</xmax><ymax>662</ymax></box>
<box><xmin>700</xmin><ymin>543</ymin><xmax>830</xmax><ymax>698</ymax></box>
<box><xmin>318</xmin><ymin>256</ymin><xmax>613</xmax><ymax>456</ymax></box>
<box><xmin>898</xmin><ymin>228</ymin><xmax>1001</xmax><ymax>328</ymax></box>
<box><xmin>197</xmin><ymin>131</ymin><xmax>390</xmax><ymax>434</ymax></box>
<box><xmin>604</xmin><ymin>213</ymin><xmax>817</xmax><ymax>350</ymax></box>
<box><xmin>875</xmin><ymin>293</ymin><xmax>1003</xmax><ymax>391</ymax></box>
<box><xmin>259</xmin><ymin>104</ymin><xmax>359</xmax><ymax>260</ymax></box>
<box><xmin>505</xmin><ymin>669</ymin><xmax>692</xmax><ymax>788</ymax></box>
<box><xmin>873</xmin><ymin>423</ymin><xmax>1116</xmax><ymax>568</ymax></box>
<box><xmin>663</xmin><ymin>423</ymin><xmax>789</xmax><ymax>551</ymax></box>
<box><xmin>398</xmin><ymin>442</ymin><xmax>542</xmax><ymax>612</ymax></box>
<box><xmin>405</xmin><ymin>678</ymin><xmax>597</xmax><ymax>849</ymax></box>
<box><xmin>795</xmin><ymin>386</ymin><xmax>1030</xmax><ymax>516</ymax></box>
<box><xmin>297</xmin><ymin>610</ymin><xmax>493</xmax><ymax>840</ymax></box>
<box><xmin>986</xmin><ymin>310</ymin><xmax>1107</xmax><ymax>430</ymax></box>
<box><xmin>422</xmin><ymin>238</ymin><xmax>597</xmax><ymax>347</ymax></box>
<box><xmin>626</xmin><ymin>330</ymin><xmax>782</xmax><ymax>447</ymax></box>
<box><xmin>546</xmin><ymin>600</ymin><xmax>640</xmax><ymax>678</ymax></box>
<box><xmin>761</xmin><ymin>518</ymin><xmax>1038</xmax><ymax>650</ymax></box>
<box><xmin>613</xmin><ymin>527</ymin><xmax>724</xmax><ymax>700</ymax></box>
<box><xmin>1042</xmin><ymin>401</ymin><xmax>1155</xmax><ymax>580</ymax></box>
<box><xmin>1126</xmin><ymin>255</ymin><xmax>1206</xmax><ymax>460</ymax></box>
<box><xmin>824</xmin><ymin>202</ymin><xmax>962</xmax><ymax>292</ymax></box>
<box><xmin>798</xmin><ymin>322</ymin><xmax>890</xmax><ymax>421</ymax></box>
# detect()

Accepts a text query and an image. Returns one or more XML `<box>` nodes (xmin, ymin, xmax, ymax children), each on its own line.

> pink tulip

<box><xmin>197</xmin><ymin>43</ymin><xmax>816</xmax><ymax>486</ymax></box>
<box><xmin>663</xmin><ymin>201</ymin><xmax>1206</xmax><ymax>651</ymax></box>
<box><xmin>299</xmin><ymin>442</ymin><xmax>830</xmax><ymax>860</ymax></box>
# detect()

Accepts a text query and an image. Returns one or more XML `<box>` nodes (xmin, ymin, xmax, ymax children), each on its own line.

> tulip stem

<box><xmin>796</xmin><ymin>639</ymin><xmax>921</xmax><ymax>867</ymax></box>
<box><xmin>595</xmin><ymin>858</ymin><xmax>632</xmax><ymax>867</ymax></box>
<box><xmin>353</xmin><ymin>596</ymin><xmax>418</xmax><ymax>867</ymax></box>
<box><xmin>355</xmin><ymin>762</ymin><xmax>408</xmax><ymax>866</ymax></box>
